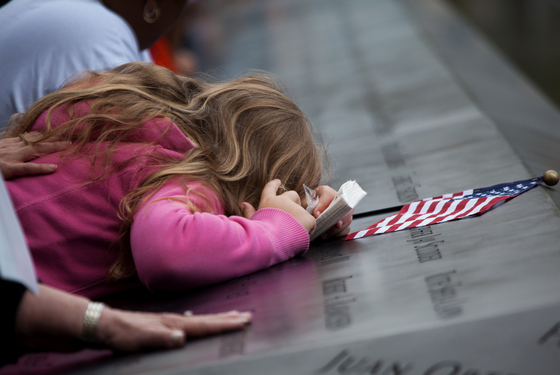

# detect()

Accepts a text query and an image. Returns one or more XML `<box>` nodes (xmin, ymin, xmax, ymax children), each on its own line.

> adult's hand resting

<box><xmin>98</xmin><ymin>309</ymin><xmax>251</xmax><ymax>351</ymax></box>
<box><xmin>15</xmin><ymin>284</ymin><xmax>251</xmax><ymax>352</ymax></box>
<box><xmin>241</xmin><ymin>179</ymin><xmax>316</xmax><ymax>235</ymax></box>
<box><xmin>0</xmin><ymin>132</ymin><xmax>71</xmax><ymax>179</ymax></box>
<box><xmin>311</xmin><ymin>185</ymin><xmax>353</xmax><ymax>239</ymax></box>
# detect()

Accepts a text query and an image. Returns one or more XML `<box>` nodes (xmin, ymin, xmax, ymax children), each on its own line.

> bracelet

<box><xmin>81</xmin><ymin>302</ymin><xmax>106</xmax><ymax>343</ymax></box>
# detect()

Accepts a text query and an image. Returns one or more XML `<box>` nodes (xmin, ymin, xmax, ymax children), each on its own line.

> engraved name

<box><xmin>226</xmin><ymin>275</ymin><xmax>257</xmax><ymax>300</ymax></box>
<box><xmin>425</xmin><ymin>270</ymin><xmax>462</xmax><ymax>319</ymax></box>
<box><xmin>408</xmin><ymin>226</ymin><xmax>443</xmax><ymax>263</ymax></box>
<box><xmin>538</xmin><ymin>321</ymin><xmax>560</xmax><ymax>347</ymax></box>
<box><xmin>392</xmin><ymin>173</ymin><xmax>419</xmax><ymax>203</ymax></box>
<box><xmin>422</xmin><ymin>360</ymin><xmax>517</xmax><ymax>375</ymax></box>
<box><xmin>381</xmin><ymin>142</ymin><xmax>406</xmax><ymax>169</ymax></box>
<box><xmin>320</xmin><ymin>245</ymin><xmax>350</xmax><ymax>266</ymax></box>
<box><xmin>323</xmin><ymin>276</ymin><xmax>356</xmax><ymax>331</ymax></box>
<box><xmin>315</xmin><ymin>349</ymin><xmax>412</xmax><ymax>375</ymax></box>
<box><xmin>316</xmin><ymin>350</ymin><xmax>517</xmax><ymax>375</ymax></box>
<box><xmin>218</xmin><ymin>330</ymin><xmax>247</xmax><ymax>358</ymax></box>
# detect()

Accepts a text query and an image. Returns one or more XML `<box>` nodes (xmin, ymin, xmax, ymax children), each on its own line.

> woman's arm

<box><xmin>130</xmin><ymin>180</ymin><xmax>311</xmax><ymax>292</ymax></box>
<box><xmin>15</xmin><ymin>284</ymin><xmax>251</xmax><ymax>352</ymax></box>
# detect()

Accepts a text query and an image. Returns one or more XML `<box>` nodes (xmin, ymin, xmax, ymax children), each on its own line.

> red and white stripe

<box><xmin>345</xmin><ymin>192</ymin><xmax>513</xmax><ymax>240</ymax></box>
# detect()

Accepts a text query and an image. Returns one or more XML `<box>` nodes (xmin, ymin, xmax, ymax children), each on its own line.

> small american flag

<box><xmin>346</xmin><ymin>176</ymin><xmax>543</xmax><ymax>240</ymax></box>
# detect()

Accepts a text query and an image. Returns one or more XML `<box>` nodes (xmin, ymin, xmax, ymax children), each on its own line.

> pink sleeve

<box><xmin>130</xmin><ymin>182</ymin><xmax>310</xmax><ymax>292</ymax></box>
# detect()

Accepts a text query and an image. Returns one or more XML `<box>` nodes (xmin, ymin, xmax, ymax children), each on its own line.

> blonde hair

<box><xmin>5</xmin><ymin>62</ymin><xmax>327</xmax><ymax>279</ymax></box>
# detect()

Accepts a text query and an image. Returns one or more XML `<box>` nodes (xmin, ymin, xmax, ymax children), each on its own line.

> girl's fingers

<box><xmin>258</xmin><ymin>180</ymin><xmax>315</xmax><ymax>233</ymax></box>
<box><xmin>261</xmin><ymin>179</ymin><xmax>282</xmax><ymax>198</ymax></box>
<box><xmin>341</xmin><ymin>210</ymin><xmax>354</xmax><ymax>226</ymax></box>
<box><xmin>240</xmin><ymin>202</ymin><xmax>256</xmax><ymax>219</ymax></box>
<box><xmin>281</xmin><ymin>190</ymin><xmax>301</xmax><ymax>205</ymax></box>
<box><xmin>323</xmin><ymin>223</ymin><xmax>351</xmax><ymax>239</ymax></box>
<box><xmin>313</xmin><ymin>186</ymin><xmax>337</xmax><ymax>218</ymax></box>
<box><xmin>322</xmin><ymin>210</ymin><xmax>354</xmax><ymax>239</ymax></box>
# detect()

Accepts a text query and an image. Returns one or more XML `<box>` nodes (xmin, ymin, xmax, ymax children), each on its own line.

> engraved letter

<box><xmin>538</xmin><ymin>322</ymin><xmax>560</xmax><ymax>346</ymax></box>
<box><xmin>383</xmin><ymin>362</ymin><xmax>413</xmax><ymax>375</ymax></box>
<box><xmin>315</xmin><ymin>350</ymin><xmax>349</xmax><ymax>374</ymax></box>
<box><xmin>423</xmin><ymin>361</ymin><xmax>461</xmax><ymax>375</ymax></box>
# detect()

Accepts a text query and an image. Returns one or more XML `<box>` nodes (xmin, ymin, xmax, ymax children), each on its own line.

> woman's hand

<box><xmin>311</xmin><ymin>185</ymin><xmax>353</xmax><ymax>239</ymax></box>
<box><xmin>15</xmin><ymin>284</ymin><xmax>251</xmax><ymax>352</ymax></box>
<box><xmin>0</xmin><ymin>132</ymin><xmax>71</xmax><ymax>179</ymax></box>
<box><xmin>97</xmin><ymin>308</ymin><xmax>251</xmax><ymax>351</ymax></box>
<box><xmin>241</xmin><ymin>179</ymin><xmax>316</xmax><ymax>235</ymax></box>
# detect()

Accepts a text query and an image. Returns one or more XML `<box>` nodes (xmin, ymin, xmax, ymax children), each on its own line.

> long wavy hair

<box><xmin>4</xmin><ymin>62</ymin><xmax>327</xmax><ymax>279</ymax></box>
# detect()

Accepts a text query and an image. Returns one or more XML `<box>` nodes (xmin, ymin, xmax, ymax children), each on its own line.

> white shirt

<box><xmin>0</xmin><ymin>0</ymin><xmax>152</xmax><ymax>129</ymax></box>
<box><xmin>0</xmin><ymin>175</ymin><xmax>37</xmax><ymax>294</ymax></box>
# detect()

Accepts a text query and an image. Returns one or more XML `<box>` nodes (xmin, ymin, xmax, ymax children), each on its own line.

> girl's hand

<box><xmin>312</xmin><ymin>185</ymin><xmax>353</xmax><ymax>239</ymax></box>
<box><xmin>0</xmin><ymin>132</ymin><xmax>71</xmax><ymax>179</ymax></box>
<box><xmin>241</xmin><ymin>179</ymin><xmax>316</xmax><ymax>235</ymax></box>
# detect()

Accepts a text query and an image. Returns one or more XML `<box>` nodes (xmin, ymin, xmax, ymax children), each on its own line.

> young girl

<box><xmin>4</xmin><ymin>62</ymin><xmax>352</xmax><ymax>300</ymax></box>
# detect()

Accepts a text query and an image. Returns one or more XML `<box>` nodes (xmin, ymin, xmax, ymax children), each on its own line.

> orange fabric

<box><xmin>149</xmin><ymin>35</ymin><xmax>178</xmax><ymax>73</ymax></box>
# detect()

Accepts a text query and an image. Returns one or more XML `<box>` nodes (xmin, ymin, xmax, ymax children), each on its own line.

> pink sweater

<box><xmin>6</xmin><ymin>107</ymin><xmax>309</xmax><ymax>299</ymax></box>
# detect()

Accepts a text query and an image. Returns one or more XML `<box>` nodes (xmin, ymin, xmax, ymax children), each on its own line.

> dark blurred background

<box><xmin>445</xmin><ymin>0</ymin><xmax>560</xmax><ymax>109</ymax></box>
<box><xmin>1</xmin><ymin>0</ymin><xmax>559</xmax><ymax>109</ymax></box>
